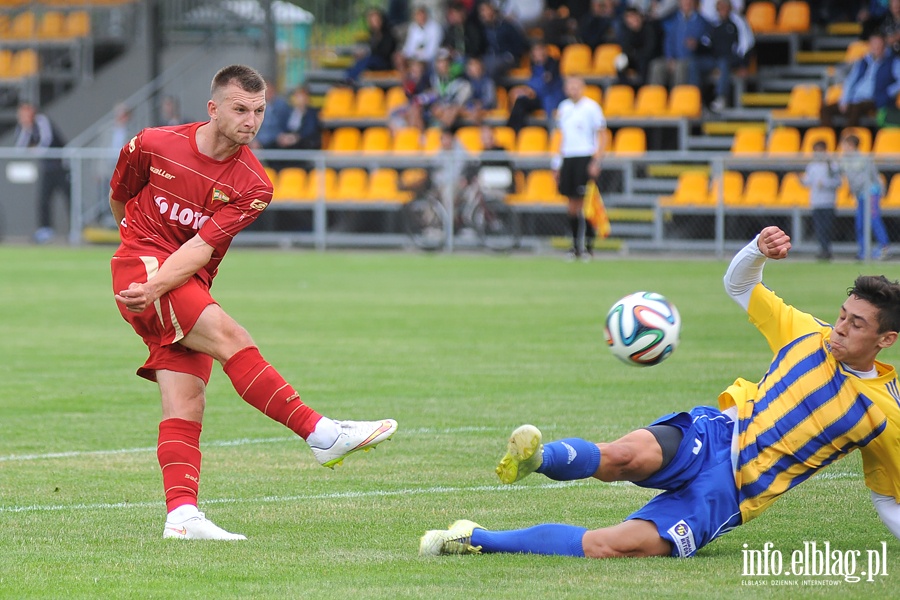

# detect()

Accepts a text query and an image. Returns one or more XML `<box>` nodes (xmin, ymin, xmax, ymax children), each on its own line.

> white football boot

<box><xmin>310</xmin><ymin>419</ymin><xmax>398</xmax><ymax>468</ymax></box>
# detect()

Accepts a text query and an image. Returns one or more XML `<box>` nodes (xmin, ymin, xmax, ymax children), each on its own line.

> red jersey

<box><xmin>109</xmin><ymin>122</ymin><xmax>273</xmax><ymax>286</ymax></box>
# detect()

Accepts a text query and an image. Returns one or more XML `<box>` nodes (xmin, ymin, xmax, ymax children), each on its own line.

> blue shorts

<box><xmin>627</xmin><ymin>406</ymin><xmax>742</xmax><ymax>557</ymax></box>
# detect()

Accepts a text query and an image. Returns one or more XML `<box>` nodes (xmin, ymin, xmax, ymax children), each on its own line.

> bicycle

<box><xmin>402</xmin><ymin>165</ymin><xmax>521</xmax><ymax>252</ymax></box>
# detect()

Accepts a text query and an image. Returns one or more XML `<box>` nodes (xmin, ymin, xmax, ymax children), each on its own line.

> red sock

<box><xmin>223</xmin><ymin>346</ymin><xmax>322</xmax><ymax>439</ymax></box>
<box><xmin>158</xmin><ymin>418</ymin><xmax>202</xmax><ymax>513</ymax></box>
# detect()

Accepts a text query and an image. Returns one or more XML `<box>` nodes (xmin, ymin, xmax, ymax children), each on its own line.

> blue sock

<box><xmin>471</xmin><ymin>524</ymin><xmax>587</xmax><ymax>557</ymax></box>
<box><xmin>536</xmin><ymin>438</ymin><xmax>601</xmax><ymax>481</ymax></box>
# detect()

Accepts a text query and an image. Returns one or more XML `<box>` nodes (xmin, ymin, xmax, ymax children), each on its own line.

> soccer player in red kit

<box><xmin>109</xmin><ymin>64</ymin><xmax>397</xmax><ymax>540</ymax></box>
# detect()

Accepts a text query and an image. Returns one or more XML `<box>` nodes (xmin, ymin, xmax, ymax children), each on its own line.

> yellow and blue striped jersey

<box><xmin>718</xmin><ymin>283</ymin><xmax>896</xmax><ymax>522</ymax></box>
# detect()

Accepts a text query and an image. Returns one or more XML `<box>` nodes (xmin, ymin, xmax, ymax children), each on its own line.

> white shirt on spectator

<box><xmin>402</xmin><ymin>19</ymin><xmax>444</xmax><ymax>63</ymax></box>
<box><xmin>700</xmin><ymin>0</ymin><xmax>745</xmax><ymax>24</ymax></box>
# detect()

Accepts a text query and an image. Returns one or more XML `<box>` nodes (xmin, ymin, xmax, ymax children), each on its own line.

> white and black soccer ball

<box><xmin>604</xmin><ymin>291</ymin><xmax>681</xmax><ymax>367</ymax></box>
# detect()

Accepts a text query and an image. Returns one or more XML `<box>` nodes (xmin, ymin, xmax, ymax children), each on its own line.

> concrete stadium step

<box><xmin>645</xmin><ymin>164</ymin><xmax>711</xmax><ymax>178</ymax></box>
<box><xmin>740</xmin><ymin>92</ymin><xmax>791</xmax><ymax>108</ymax></box>
<box><xmin>701</xmin><ymin>121</ymin><xmax>766</xmax><ymax>136</ymax></box>
<box><xmin>795</xmin><ymin>50</ymin><xmax>846</xmax><ymax>65</ymax></box>
<box><xmin>826</xmin><ymin>22</ymin><xmax>861</xmax><ymax>36</ymax></box>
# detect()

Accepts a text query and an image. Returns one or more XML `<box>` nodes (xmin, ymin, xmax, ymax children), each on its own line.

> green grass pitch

<box><xmin>0</xmin><ymin>245</ymin><xmax>897</xmax><ymax>599</ymax></box>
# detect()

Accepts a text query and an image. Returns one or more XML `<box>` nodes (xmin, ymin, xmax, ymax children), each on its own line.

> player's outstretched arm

<box><xmin>757</xmin><ymin>225</ymin><xmax>791</xmax><ymax>260</ymax></box>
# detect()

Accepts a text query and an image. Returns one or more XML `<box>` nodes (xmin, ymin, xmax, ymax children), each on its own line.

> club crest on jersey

<box><xmin>212</xmin><ymin>189</ymin><xmax>230</xmax><ymax>203</ymax></box>
<box><xmin>128</xmin><ymin>136</ymin><xmax>136</xmax><ymax>153</ymax></box>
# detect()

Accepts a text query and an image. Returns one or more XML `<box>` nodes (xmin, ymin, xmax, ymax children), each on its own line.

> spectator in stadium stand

<box><xmin>690</xmin><ymin>0</ymin><xmax>754</xmax><ymax>112</ymax></box>
<box><xmin>541</xmin><ymin>6</ymin><xmax>578</xmax><ymax>49</ymax></box>
<box><xmin>397</xmin><ymin>5</ymin><xmax>444</xmax><ymax>71</ymax></box>
<box><xmin>477</xmin><ymin>1</ymin><xmax>530</xmax><ymax>83</ymax></box>
<box><xmin>698</xmin><ymin>0</ymin><xmax>743</xmax><ymax>23</ymax></box>
<box><xmin>108</xmin><ymin>64</ymin><xmax>397</xmax><ymax>541</ymax></box>
<box><xmin>419</xmin><ymin>48</ymin><xmax>474</xmax><ymax>129</ymax></box>
<box><xmin>506</xmin><ymin>41</ymin><xmax>564</xmax><ymax>133</ymax></box>
<box><xmin>820</xmin><ymin>32</ymin><xmax>900</xmax><ymax>128</ymax></box>
<box><xmin>388</xmin><ymin>59</ymin><xmax>432</xmax><ymax>131</ymax></box>
<box><xmin>420</xmin><ymin>225</ymin><xmax>900</xmax><ymax>559</ymax></box>
<box><xmin>462</xmin><ymin>57</ymin><xmax>497</xmax><ymax>124</ymax></box>
<box><xmin>875</xmin><ymin>0</ymin><xmax>900</xmax><ymax>55</ymax></box>
<box><xmin>578</xmin><ymin>0</ymin><xmax>618</xmax><ymax>50</ymax></box>
<box><xmin>545</xmin><ymin>0</ymin><xmax>592</xmax><ymax>21</ymax></box>
<box><xmin>159</xmin><ymin>95</ymin><xmax>186</xmax><ymax>126</ymax></box>
<box><xmin>250</xmin><ymin>78</ymin><xmax>290</xmax><ymax>150</ymax></box>
<box><xmin>270</xmin><ymin>85</ymin><xmax>322</xmax><ymax>170</ymax></box>
<box><xmin>628</xmin><ymin>0</ymin><xmax>679</xmax><ymax>21</ymax></box>
<box><xmin>648</xmin><ymin>0</ymin><xmax>709</xmax><ymax>89</ymax></box>
<box><xmin>498</xmin><ymin>0</ymin><xmax>546</xmax><ymax>28</ymax></box>
<box><xmin>346</xmin><ymin>8</ymin><xmax>398</xmax><ymax>84</ymax></box>
<box><xmin>443</xmin><ymin>1</ymin><xmax>486</xmax><ymax>70</ymax></box>
<box><xmin>615</xmin><ymin>6</ymin><xmax>660</xmax><ymax>88</ymax></box>
<box><xmin>801</xmin><ymin>140</ymin><xmax>842</xmax><ymax>261</ymax></box>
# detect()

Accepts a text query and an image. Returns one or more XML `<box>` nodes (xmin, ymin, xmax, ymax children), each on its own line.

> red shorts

<box><xmin>111</xmin><ymin>254</ymin><xmax>216</xmax><ymax>383</ymax></box>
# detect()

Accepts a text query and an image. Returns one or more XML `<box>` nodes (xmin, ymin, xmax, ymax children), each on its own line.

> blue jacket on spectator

<box><xmin>662</xmin><ymin>10</ymin><xmax>710</xmax><ymax>60</ymax></box>
<box><xmin>841</xmin><ymin>52</ymin><xmax>900</xmax><ymax>109</ymax></box>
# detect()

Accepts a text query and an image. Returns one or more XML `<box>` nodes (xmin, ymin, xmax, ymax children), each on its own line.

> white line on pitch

<box><xmin>0</xmin><ymin>425</ymin><xmax>512</xmax><ymax>463</ymax></box>
<box><xmin>0</xmin><ymin>481</ymin><xmax>592</xmax><ymax>514</ymax></box>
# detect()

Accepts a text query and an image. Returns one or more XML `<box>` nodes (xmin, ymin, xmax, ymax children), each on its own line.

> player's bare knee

<box><xmin>600</xmin><ymin>443</ymin><xmax>640</xmax><ymax>478</ymax></box>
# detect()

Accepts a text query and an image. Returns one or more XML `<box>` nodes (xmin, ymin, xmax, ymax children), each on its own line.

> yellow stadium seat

<box><xmin>560</xmin><ymin>43</ymin><xmax>593</xmax><ymax>76</ymax></box>
<box><xmin>839</xmin><ymin>127</ymin><xmax>872</xmax><ymax>153</ymax></box>
<box><xmin>507</xmin><ymin>169</ymin><xmax>565</xmax><ymax>204</ymax></box>
<box><xmin>776</xmin><ymin>1</ymin><xmax>810</xmax><ymax>34</ymax></box>
<box><xmin>777</xmin><ymin>172</ymin><xmax>810</xmax><ymax>207</ymax></box>
<box><xmin>328</xmin><ymin>127</ymin><xmax>361</xmax><ymax>153</ymax></box>
<box><xmin>593</xmin><ymin>44</ymin><xmax>621</xmax><ymax>77</ymax></box>
<box><xmin>64</xmin><ymin>11</ymin><xmax>90</xmax><ymax>37</ymax></box>
<box><xmin>549</xmin><ymin>128</ymin><xmax>562</xmax><ymax>154</ymax></box>
<box><xmin>7</xmin><ymin>11</ymin><xmax>34</xmax><ymax>39</ymax></box>
<box><xmin>0</xmin><ymin>49</ymin><xmax>13</xmax><ymax>78</ymax></box>
<box><xmin>667</xmin><ymin>85</ymin><xmax>701</xmax><ymax>118</ymax></box>
<box><xmin>634</xmin><ymin>85</ymin><xmax>668</xmax><ymax>117</ymax></box>
<box><xmin>361</xmin><ymin>126</ymin><xmax>391</xmax><ymax>154</ymax></box>
<box><xmin>873</xmin><ymin>128</ymin><xmax>900</xmax><ymax>154</ymax></box>
<box><xmin>825</xmin><ymin>84</ymin><xmax>842</xmax><ymax>106</ymax></box>
<box><xmin>354</xmin><ymin>86</ymin><xmax>386</xmax><ymax>119</ymax></box>
<box><xmin>456</xmin><ymin>126</ymin><xmax>483</xmax><ymax>152</ymax></box>
<box><xmin>264</xmin><ymin>166</ymin><xmax>277</xmax><ymax>185</ymax></box>
<box><xmin>660</xmin><ymin>171</ymin><xmax>709</xmax><ymax>206</ymax></box>
<box><xmin>613</xmin><ymin>127</ymin><xmax>645</xmax><ymax>155</ymax></box>
<box><xmin>884</xmin><ymin>174</ymin><xmax>900</xmax><ymax>208</ymax></box>
<box><xmin>392</xmin><ymin>126</ymin><xmax>422</xmax><ymax>154</ymax></box>
<box><xmin>843</xmin><ymin>40</ymin><xmax>870</xmax><ymax>64</ymax></box>
<box><xmin>766</xmin><ymin>127</ymin><xmax>800</xmax><ymax>155</ymax></box>
<box><xmin>603</xmin><ymin>85</ymin><xmax>634</xmax><ymax>118</ymax></box>
<box><xmin>801</xmin><ymin>127</ymin><xmax>836</xmax><ymax>155</ymax></box>
<box><xmin>731</xmin><ymin>127</ymin><xmax>766</xmax><ymax>155</ymax></box>
<box><xmin>385</xmin><ymin>86</ymin><xmax>407</xmax><ymax>113</ymax></box>
<box><xmin>584</xmin><ymin>84</ymin><xmax>603</xmax><ymax>106</ymax></box>
<box><xmin>400</xmin><ymin>168</ymin><xmax>428</xmax><ymax>191</ymax></box>
<box><xmin>711</xmin><ymin>171</ymin><xmax>745</xmax><ymax>206</ymax></box>
<box><xmin>741</xmin><ymin>171</ymin><xmax>780</xmax><ymax>206</ymax></box>
<box><xmin>515</xmin><ymin>126</ymin><xmax>549</xmax><ymax>154</ymax></box>
<box><xmin>272</xmin><ymin>168</ymin><xmax>306</xmax><ymax>202</ymax></box>
<box><xmin>37</xmin><ymin>11</ymin><xmax>65</xmax><ymax>38</ymax></box>
<box><xmin>492</xmin><ymin>126</ymin><xmax>516</xmax><ymax>151</ymax></box>
<box><xmin>319</xmin><ymin>87</ymin><xmax>355</xmax><ymax>120</ymax></box>
<box><xmin>305</xmin><ymin>168</ymin><xmax>337</xmax><ymax>200</ymax></box>
<box><xmin>366</xmin><ymin>168</ymin><xmax>413</xmax><ymax>203</ymax></box>
<box><xmin>12</xmin><ymin>49</ymin><xmax>38</xmax><ymax>77</ymax></box>
<box><xmin>771</xmin><ymin>84</ymin><xmax>821</xmax><ymax>118</ymax></box>
<box><xmin>746</xmin><ymin>1</ymin><xmax>776</xmax><ymax>33</ymax></box>
<box><xmin>488</xmin><ymin>86</ymin><xmax>510</xmax><ymax>120</ymax></box>
<box><xmin>836</xmin><ymin>179</ymin><xmax>854</xmax><ymax>209</ymax></box>
<box><xmin>423</xmin><ymin>127</ymin><xmax>443</xmax><ymax>154</ymax></box>
<box><xmin>333</xmin><ymin>168</ymin><xmax>368</xmax><ymax>202</ymax></box>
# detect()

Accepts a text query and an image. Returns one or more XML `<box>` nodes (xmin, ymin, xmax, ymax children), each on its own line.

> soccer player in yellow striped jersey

<box><xmin>723</xmin><ymin>225</ymin><xmax>900</xmax><ymax>532</ymax></box>
<box><xmin>419</xmin><ymin>225</ymin><xmax>900</xmax><ymax>560</ymax></box>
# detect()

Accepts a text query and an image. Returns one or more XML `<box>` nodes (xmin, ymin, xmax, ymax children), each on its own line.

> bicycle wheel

<box><xmin>473</xmin><ymin>199</ymin><xmax>520</xmax><ymax>252</ymax></box>
<box><xmin>402</xmin><ymin>196</ymin><xmax>448</xmax><ymax>251</ymax></box>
